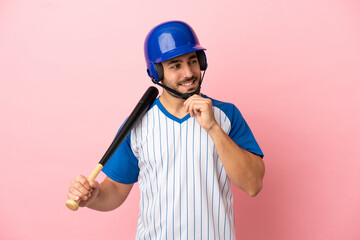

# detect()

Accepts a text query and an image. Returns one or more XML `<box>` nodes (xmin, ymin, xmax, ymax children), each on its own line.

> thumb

<box><xmin>89</xmin><ymin>180</ymin><xmax>100</xmax><ymax>190</ymax></box>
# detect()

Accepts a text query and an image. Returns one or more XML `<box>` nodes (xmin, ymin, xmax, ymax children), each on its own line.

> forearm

<box><xmin>209</xmin><ymin>123</ymin><xmax>265</xmax><ymax>196</ymax></box>
<box><xmin>87</xmin><ymin>177</ymin><xmax>133</xmax><ymax>211</ymax></box>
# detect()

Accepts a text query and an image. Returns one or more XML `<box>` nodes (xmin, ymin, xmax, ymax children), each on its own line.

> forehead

<box><xmin>163</xmin><ymin>52</ymin><xmax>197</xmax><ymax>64</ymax></box>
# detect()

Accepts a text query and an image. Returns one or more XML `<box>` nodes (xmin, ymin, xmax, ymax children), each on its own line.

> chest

<box><xmin>130</xmin><ymin>106</ymin><xmax>230</xmax><ymax>184</ymax></box>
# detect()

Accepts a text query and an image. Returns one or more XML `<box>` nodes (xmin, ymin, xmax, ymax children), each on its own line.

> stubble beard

<box><xmin>162</xmin><ymin>76</ymin><xmax>200</xmax><ymax>99</ymax></box>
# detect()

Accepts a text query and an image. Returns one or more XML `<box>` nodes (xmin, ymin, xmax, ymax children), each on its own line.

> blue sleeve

<box><xmin>102</xmin><ymin>127</ymin><xmax>139</xmax><ymax>184</ymax></box>
<box><xmin>227</xmin><ymin>104</ymin><xmax>264</xmax><ymax>158</ymax></box>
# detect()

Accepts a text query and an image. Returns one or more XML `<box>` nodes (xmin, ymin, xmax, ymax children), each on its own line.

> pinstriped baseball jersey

<box><xmin>102</xmin><ymin>95</ymin><xmax>263</xmax><ymax>240</ymax></box>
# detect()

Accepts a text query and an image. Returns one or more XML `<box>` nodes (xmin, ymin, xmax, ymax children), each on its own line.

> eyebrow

<box><xmin>165</xmin><ymin>54</ymin><xmax>197</xmax><ymax>66</ymax></box>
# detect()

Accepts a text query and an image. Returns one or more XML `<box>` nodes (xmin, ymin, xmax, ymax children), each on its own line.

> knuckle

<box><xmin>68</xmin><ymin>193</ymin><xmax>78</xmax><ymax>200</ymax></box>
<box><xmin>69</xmin><ymin>186</ymin><xmax>78</xmax><ymax>195</ymax></box>
<box><xmin>79</xmin><ymin>178</ymin><xmax>87</xmax><ymax>185</ymax></box>
<box><xmin>89</xmin><ymin>181</ymin><xmax>97</xmax><ymax>188</ymax></box>
<box><xmin>73</xmin><ymin>182</ymin><xmax>82</xmax><ymax>189</ymax></box>
<box><xmin>76</xmin><ymin>175</ymin><xmax>87</xmax><ymax>183</ymax></box>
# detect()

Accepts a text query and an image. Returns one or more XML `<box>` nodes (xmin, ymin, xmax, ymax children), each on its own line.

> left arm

<box><xmin>184</xmin><ymin>95</ymin><xmax>265</xmax><ymax>196</ymax></box>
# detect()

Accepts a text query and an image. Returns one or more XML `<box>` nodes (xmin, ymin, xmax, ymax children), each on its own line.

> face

<box><xmin>161</xmin><ymin>52</ymin><xmax>201</xmax><ymax>97</ymax></box>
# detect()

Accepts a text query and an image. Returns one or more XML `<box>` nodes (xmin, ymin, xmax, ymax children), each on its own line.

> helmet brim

<box><xmin>154</xmin><ymin>45</ymin><xmax>206</xmax><ymax>63</ymax></box>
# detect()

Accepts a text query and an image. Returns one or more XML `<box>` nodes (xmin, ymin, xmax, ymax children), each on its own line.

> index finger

<box><xmin>75</xmin><ymin>175</ymin><xmax>92</xmax><ymax>191</ymax></box>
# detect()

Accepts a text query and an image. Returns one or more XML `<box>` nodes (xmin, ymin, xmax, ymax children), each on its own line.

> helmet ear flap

<box><xmin>154</xmin><ymin>63</ymin><xmax>164</xmax><ymax>81</ymax></box>
<box><xmin>196</xmin><ymin>50</ymin><xmax>207</xmax><ymax>71</ymax></box>
<box><xmin>147</xmin><ymin>63</ymin><xmax>161</xmax><ymax>82</ymax></box>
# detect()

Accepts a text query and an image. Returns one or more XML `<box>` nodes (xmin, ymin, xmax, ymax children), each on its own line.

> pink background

<box><xmin>1</xmin><ymin>0</ymin><xmax>359</xmax><ymax>239</ymax></box>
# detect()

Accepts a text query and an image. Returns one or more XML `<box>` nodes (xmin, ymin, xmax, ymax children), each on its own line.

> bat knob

<box><xmin>66</xmin><ymin>199</ymin><xmax>79</xmax><ymax>211</ymax></box>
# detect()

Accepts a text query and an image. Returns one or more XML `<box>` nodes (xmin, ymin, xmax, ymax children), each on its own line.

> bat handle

<box><xmin>65</xmin><ymin>164</ymin><xmax>104</xmax><ymax>211</ymax></box>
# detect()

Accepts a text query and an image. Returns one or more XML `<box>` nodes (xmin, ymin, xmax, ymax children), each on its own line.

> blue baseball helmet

<box><xmin>144</xmin><ymin>21</ymin><xmax>207</xmax><ymax>82</ymax></box>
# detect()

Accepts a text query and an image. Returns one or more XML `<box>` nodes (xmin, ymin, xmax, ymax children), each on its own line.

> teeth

<box><xmin>181</xmin><ymin>80</ymin><xmax>195</xmax><ymax>86</ymax></box>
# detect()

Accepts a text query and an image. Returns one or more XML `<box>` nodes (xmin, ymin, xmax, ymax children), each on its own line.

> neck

<box><xmin>159</xmin><ymin>91</ymin><xmax>189</xmax><ymax>119</ymax></box>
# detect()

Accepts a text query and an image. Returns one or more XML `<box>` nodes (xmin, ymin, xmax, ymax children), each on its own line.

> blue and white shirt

<box><xmin>103</xmin><ymin>95</ymin><xmax>263</xmax><ymax>240</ymax></box>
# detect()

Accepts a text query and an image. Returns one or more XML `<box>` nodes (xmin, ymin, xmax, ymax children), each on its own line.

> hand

<box><xmin>183</xmin><ymin>94</ymin><xmax>216</xmax><ymax>131</ymax></box>
<box><xmin>67</xmin><ymin>175</ymin><xmax>99</xmax><ymax>207</ymax></box>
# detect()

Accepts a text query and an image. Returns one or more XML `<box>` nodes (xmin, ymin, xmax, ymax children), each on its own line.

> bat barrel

<box><xmin>98</xmin><ymin>86</ymin><xmax>158</xmax><ymax>166</ymax></box>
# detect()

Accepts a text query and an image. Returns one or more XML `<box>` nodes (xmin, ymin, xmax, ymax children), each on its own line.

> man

<box><xmin>67</xmin><ymin>21</ymin><xmax>265</xmax><ymax>239</ymax></box>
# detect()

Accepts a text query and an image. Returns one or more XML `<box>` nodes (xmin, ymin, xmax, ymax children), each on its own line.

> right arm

<box><xmin>67</xmin><ymin>175</ymin><xmax>133</xmax><ymax>211</ymax></box>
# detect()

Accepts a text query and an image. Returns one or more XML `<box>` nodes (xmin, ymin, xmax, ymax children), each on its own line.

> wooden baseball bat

<box><xmin>66</xmin><ymin>86</ymin><xmax>159</xmax><ymax>211</ymax></box>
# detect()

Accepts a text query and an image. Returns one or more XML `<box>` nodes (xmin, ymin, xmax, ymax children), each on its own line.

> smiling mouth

<box><xmin>179</xmin><ymin>79</ymin><xmax>196</xmax><ymax>86</ymax></box>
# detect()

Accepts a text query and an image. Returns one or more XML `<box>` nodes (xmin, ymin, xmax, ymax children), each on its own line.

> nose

<box><xmin>182</xmin><ymin>63</ymin><xmax>193</xmax><ymax>78</ymax></box>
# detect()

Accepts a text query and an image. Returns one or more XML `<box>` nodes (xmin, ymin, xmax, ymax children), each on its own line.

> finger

<box><xmin>183</xmin><ymin>98</ymin><xmax>192</xmax><ymax>113</ymax></box>
<box><xmin>190</xmin><ymin>103</ymin><xmax>204</xmax><ymax>117</ymax></box>
<box><xmin>71</xmin><ymin>181</ymin><xmax>91</xmax><ymax>197</ymax></box>
<box><xmin>81</xmin><ymin>192</ymin><xmax>92</xmax><ymax>201</ymax></box>
<box><xmin>67</xmin><ymin>192</ymin><xmax>80</xmax><ymax>201</ymax></box>
<box><xmin>184</xmin><ymin>97</ymin><xmax>203</xmax><ymax>112</ymax></box>
<box><xmin>75</xmin><ymin>175</ymin><xmax>91</xmax><ymax>191</ymax></box>
<box><xmin>189</xmin><ymin>107</ymin><xmax>194</xmax><ymax>117</ymax></box>
<box><xmin>69</xmin><ymin>191</ymin><xmax>90</xmax><ymax>202</ymax></box>
<box><xmin>186</xmin><ymin>97</ymin><xmax>210</xmax><ymax>108</ymax></box>
<box><xmin>183</xmin><ymin>94</ymin><xmax>202</xmax><ymax>107</ymax></box>
<box><xmin>69</xmin><ymin>186</ymin><xmax>86</xmax><ymax>200</ymax></box>
<box><xmin>188</xmin><ymin>104</ymin><xmax>197</xmax><ymax>117</ymax></box>
<box><xmin>190</xmin><ymin>102</ymin><xmax>206</xmax><ymax>114</ymax></box>
<box><xmin>89</xmin><ymin>180</ymin><xmax>99</xmax><ymax>190</ymax></box>
<box><xmin>72</xmin><ymin>179</ymin><xmax>88</xmax><ymax>191</ymax></box>
<box><xmin>68</xmin><ymin>191</ymin><xmax>91</xmax><ymax>201</ymax></box>
<box><xmin>185</xmin><ymin>97</ymin><xmax>213</xmax><ymax>119</ymax></box>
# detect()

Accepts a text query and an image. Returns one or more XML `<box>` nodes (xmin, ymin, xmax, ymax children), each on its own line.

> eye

<box><xmin>170</xmin><ymin>64</ymin><xmax>180</xmax><ymax>69</ymax></box>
